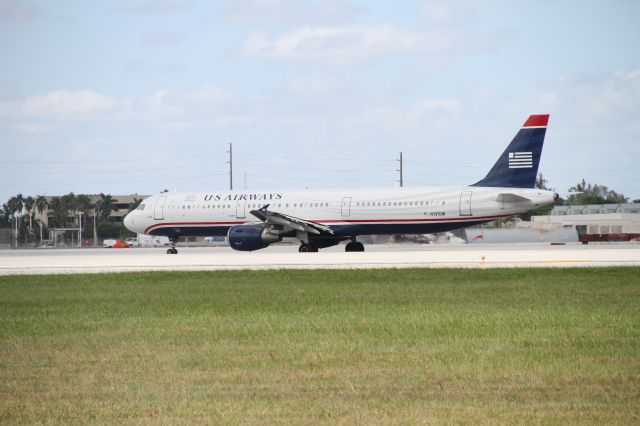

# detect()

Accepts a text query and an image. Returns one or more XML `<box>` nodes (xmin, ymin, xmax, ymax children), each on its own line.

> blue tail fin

<box><xmin>472</xmin><ymin>114</ymin><xmax>549</xmax><ymax>188</ymax></box>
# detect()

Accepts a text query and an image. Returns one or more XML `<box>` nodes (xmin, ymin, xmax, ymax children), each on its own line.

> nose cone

<box><xmin>124</xmin><ymin>212</ymin><xmax>135</xmax><ymax>232</ymax></box>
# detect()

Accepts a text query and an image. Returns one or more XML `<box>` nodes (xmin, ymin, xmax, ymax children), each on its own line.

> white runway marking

<box><xmin>1</xmin><ymin>243</ymin><xmax>639</xmax><ymax>275</ymax></box>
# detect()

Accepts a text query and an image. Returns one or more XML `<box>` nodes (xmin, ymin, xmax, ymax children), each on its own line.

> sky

<box><xmin>1</xmin><ymin>0</ymin><xmax>639</xmax><ymax>205</ymax></box>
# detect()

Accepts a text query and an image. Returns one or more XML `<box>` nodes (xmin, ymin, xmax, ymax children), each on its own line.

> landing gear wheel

<box><xmin>299</xmin><ymin>243</ymin><xmax>318</xmax><ymax>253</ymax></box>
<box><xmin>345</xmin><ymin>241</ymin><xmax>365</xmax><ymax>252</ymax></box>
<box><xmin>167</xmin><ymin>235</ymin><xmax>179</xmax><ymax>254</ymax></box>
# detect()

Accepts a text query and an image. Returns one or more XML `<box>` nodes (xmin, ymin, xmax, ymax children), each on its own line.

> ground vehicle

<box><xmin>125</xmin><ymin>237</ymin><xmax>141</xmax><ymax>247</ymax></box>
<box><xmin>103</xmin><ymin>239</ymin><xmax>129</xmax><ymax>248</ymax></box>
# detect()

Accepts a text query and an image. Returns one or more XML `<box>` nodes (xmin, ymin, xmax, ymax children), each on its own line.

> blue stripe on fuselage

<box><xmin>148</xmin><ymin>220</ymin><xmax>495</xmax><ymax>239</ymax></box>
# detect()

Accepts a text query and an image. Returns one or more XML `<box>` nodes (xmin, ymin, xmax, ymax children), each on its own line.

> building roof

<box><xmin>551</xmin><ymin>203</ymin><xmax>640</xmax><ymax>215</ymax></box>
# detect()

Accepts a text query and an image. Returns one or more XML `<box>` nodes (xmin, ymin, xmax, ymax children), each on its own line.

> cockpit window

<box><xmin>138</xmin><ymin>204</ymin><xmax>145</xmax><ymax>211</ymax></box>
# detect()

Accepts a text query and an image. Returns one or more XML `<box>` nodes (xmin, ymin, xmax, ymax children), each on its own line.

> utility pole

<box><xmin>228</xmin><ymin>142</ymin><xmax>233</xmax><ymax>190</ymax></box>
<box><xmin>397</xmin><ymin>151</ymin><xmax>403</xmax><ymax>187</ymax></box>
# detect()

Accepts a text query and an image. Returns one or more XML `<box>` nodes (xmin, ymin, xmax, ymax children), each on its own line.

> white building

<box><xmin>532</xmin><ymin>203</ymin><xmax>640</xmax><ymax>236</ymax></box>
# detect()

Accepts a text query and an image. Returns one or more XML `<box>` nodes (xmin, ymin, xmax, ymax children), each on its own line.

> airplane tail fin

<box><xmin>472</xmin><ymin>114</ymin><xmax>549</xmax><ymax>188</ymax></box>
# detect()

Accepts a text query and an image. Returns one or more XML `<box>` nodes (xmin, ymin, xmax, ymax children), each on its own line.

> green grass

<box><xmin>1</xmin><ymin>268</ymin><xmax>639</xmax><ymax>424</ymax></box>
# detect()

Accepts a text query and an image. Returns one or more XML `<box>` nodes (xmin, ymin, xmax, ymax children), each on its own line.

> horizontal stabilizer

<box><xmin>496</xmin><ymin>193</ymin><xmax>532</xmax><ymax>203</ymax></box>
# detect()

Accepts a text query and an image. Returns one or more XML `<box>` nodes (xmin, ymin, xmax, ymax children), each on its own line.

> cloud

<box><xmin>348</xmin><ymin>97</ymin><xmax>462</xmax><ymax>130</ymax></box>
<box><xmin>0</xmin><ymin>0</ymin><xmax>45</xmax><ymax>20</ymax></box>
<box><xmin>0</xmin><ymin>90</ymin><xmax>128</xmax><ymax>123</ymax></box>
<box><xmin>221</xmin><ymin>0</ymin><xmax>365</xmax><ymax>26</ymax></box>
<box><xmin>141</xmin><ymin>29</ymin><xmax>186</xmax><ymax>46</ymax></box>
<box><xmin>239</xmin><ymin>22</ymin><xmax>511</xmax><ymax>65</ymax></box>
<box><xmin>420</xmin><ymin>0</ymin><xmax>473</xmax><ymax>27</ymax></box>
<box><xmin>0</xmin><ymin>85</ymin><xmax>237</xmax><ymax>131</ymax></box>
<box><xmin>241</xmin><ymin>25</ymin><xmax>457</xmax><ymax>65</ymax></box>
<box><xmin>284</xmin><ymin>74</ymin><xmax>337</xmax><ymax>95</ymax></box>
<box><xmin>115</xmin><ymin>0</ymin><xmax>191</xmax><ymax>14</ymax></box>
<box><xmin>527</xmin><ymin>69</ymin><xmax>640</xmax><ymax>128</ymax></box>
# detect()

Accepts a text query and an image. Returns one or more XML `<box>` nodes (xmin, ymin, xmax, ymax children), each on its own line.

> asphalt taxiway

<box><xmin>0</xmin><ymin>243</ymin><xmax>639</xmax><ymax>275</ymax></box>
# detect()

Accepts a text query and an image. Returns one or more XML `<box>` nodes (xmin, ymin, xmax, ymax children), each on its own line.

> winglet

<box><xmin>250</xmin><ymin>204</ymin><xmax>270</xmax><ymax>221</ymax></box>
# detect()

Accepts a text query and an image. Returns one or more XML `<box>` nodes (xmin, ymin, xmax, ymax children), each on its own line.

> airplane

<box><xmin>124</xmin><ymin>114</ymin><xmax>557</xmax><ymax>254</ymax></box>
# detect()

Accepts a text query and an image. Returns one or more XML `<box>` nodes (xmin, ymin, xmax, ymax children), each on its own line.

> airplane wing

<box><xmin>249</xmin><ymin>205</ymin><xmax>335</xmax><ymax>236</ymax></box>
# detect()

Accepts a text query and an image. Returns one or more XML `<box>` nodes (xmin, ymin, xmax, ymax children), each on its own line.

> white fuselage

<box><xmin>124</xmin><ymin>186</ymin><xmax>555</xmax><ymax>238</ymax></box>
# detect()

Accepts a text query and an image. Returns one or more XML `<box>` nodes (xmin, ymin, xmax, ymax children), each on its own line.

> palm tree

<box><xmin>48</xmin><ymin>197</ymin><xmax>66</xmax><ymax>228</ymax></box>
<box><xmin>92</xmin><ymin>193</ymin><xmax>119</xmax><ymax>247</ymax></box>
<box><xmin>35</xmin><ymin>195</ymin><xmax>48</xmax><ymax>245</ymax></box>
<box><xmin>60</xmin><ymin>193</ymin><xmax>77</xmax><ymax>228</ymax></box>
<box><xmin>129</xmin><ymin>197</ymin><xmax>143</xmax><ymax>212</ymax></box>
<box><xmin>76</xmin><ymin>194</ymin><xmax>92</xmax><ymax>245</ymax></box>
<box><xmin>24</xmin><ymin>196</ymin><xmax>35</xmax><ymax>243</ymax></box>
<box><xmin>0</xmin><ymin>204</ymin><xmax>9</xmax><ymax>227</ymax></box>
<box><xmin>6</xmin><ymin>194</ymin><xmax>24</xmax><ymax>248</ymax></box>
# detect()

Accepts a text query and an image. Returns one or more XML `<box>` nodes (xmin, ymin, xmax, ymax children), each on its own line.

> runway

<box><xmin>1</xmin><ymin>243</ymin><xmax>639</xmax><ymax>275</ymax></box>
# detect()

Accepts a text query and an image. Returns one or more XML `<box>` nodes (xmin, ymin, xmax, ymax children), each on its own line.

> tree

<box><xmin>566</xmin><ymin>179</ymin><xmax>628</xmax><ymax>205</ymax></box>
<box><xmin>35</xmin><ymin>195</ymin><xmax>48</xmax><ymax>244</ymax></box>
<box><xmin>48</xmin><ymin>197</ymin><xmax>66</xmax><ymax>228</ymax></box>
<box><xmin>60</xmin><ymin>193</ymin><xmax>77</xmax><ymax>227</ymax></box>
<box><xmin>633</xmin><ymin>199</ymin><xmax>640</xmax><ymax>204</ymax></box>
<box><xmin>75</xmin><ymin>194</ymin><xmax>92</xmax><ymax>244</ymax></box>
<box><xmin>24</xmin><ymin>196</ymin><xmax>35</xmax><ymax>242</ymax></box>
<box><xmin>535</xmin><ymin>173</ymin><xmax>551</xmax><ymax>191</ymax></box>
<box><xmin>0</xmin><ymin>205</ymin><xmax>10</xmax><ymax>227</ymax></box>
<box><xmin>98</xmin><ymin>194</ymin><xmax>118</xmax><ymax>221</ymax></box>
<box><xmin>6</xmin><ymin>194</ymin><xmax>24</xmax><ymax>247</ymax></box>
<box><xmin>129</xmin><ymin>197</ymin><xmax>143</xmax><ymax>212</ymax></box>
<box><xmin>92</xmin><ymin>194</ymin><xmax>119</xmax><ymax>246</ymax></box>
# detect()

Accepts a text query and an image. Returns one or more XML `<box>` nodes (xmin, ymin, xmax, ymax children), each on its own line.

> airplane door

<box><xmin>236</xmin><ymin>200</ymin><xmax>246</xmax><ymax>219</ymax></box>
<box><xmin>341</xmin><ymin>197</ymin><xmax>352</xmax><ymax>217</ymax></box>
<box><xmin>459</xmin><ymin>191</ymin><xmax>472</xmax><ymax>216</ymax></box>
<box><xmin>154</xmin><ymin>195</ymin><xmax>167</xmax><ymax>220</ymax></box>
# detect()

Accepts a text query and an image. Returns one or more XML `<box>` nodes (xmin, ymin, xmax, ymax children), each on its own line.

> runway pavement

<box><xmin>1</xmin><ymin>243</ymin><xmax>639</xmax><ymax>275</ymax></box>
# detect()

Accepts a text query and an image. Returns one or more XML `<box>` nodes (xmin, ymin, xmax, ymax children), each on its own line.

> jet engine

<box><xmin>227</xmin><ymin>225</ymin><xmax>282</xmax><ymax>251</ymax></box>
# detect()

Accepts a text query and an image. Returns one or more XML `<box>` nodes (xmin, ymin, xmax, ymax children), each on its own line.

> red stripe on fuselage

<box><xmin>315</xmin><ymin>214</ymin><xmax>512</xmax><ymax>224</ymax></box>
<box><xmin>144</xmin><ymin>214</ymin><xmax>514</xmax><ymax>234</ymax></box>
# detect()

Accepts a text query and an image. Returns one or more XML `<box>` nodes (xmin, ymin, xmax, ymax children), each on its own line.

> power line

<box><xmin>246</xmin><ymin>173</ymin><xmax>393</xmax><ymax>184</ymax></box>
<box><xmin>236</xmin><ymin>152</ymin><xmax>395</xmax><ymax>163</ymax></box>
<box><xmin>1</xmin><ymin>152</ymin><xmax>228</xmax><ymax>164</ymax></box>
<box><xmin>0</xmin><ymin>172</ymin><xmax>229</xmax><ymax>186</ymax></box>
<box><xmin>9</xmin><ymin>162</ymin><xmax>229</xmax><ymax>176</ymax></box>
<box><xmin>235</xmin><ymin>161</ymin><xmax>395</xmax><ymax>173</ymax></box>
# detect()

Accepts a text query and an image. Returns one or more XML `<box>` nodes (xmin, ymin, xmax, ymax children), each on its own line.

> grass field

<box><xmin>1</xmin><ymin>268</ymin><xmax>639</xmax><ymax>424</ymax></box>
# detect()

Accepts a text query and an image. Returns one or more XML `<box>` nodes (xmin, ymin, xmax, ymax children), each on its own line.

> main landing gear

<box><xmin>298</xmin><ymin>243</ymin><xmax>318</xmax><ymax>252</ymax></box>
<box><xmin>298</xmin><ymin>239</ymin><xmax>364</xmax><ymax>253</ymax></box>
<box><xmin>345</xmin><ymin>240</ymin><xmax>364</xmax><ymax>252</ymax></box>
<box><xmin>167</xmin><ymin>235</ymin><xmax>179</xmax><ymax>254</ymax></box>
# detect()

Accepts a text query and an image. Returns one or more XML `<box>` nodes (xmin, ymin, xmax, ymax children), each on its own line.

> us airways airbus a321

<box><xmin>124</xmin><ymin>115</ymin><xmax>557</xmax><ymax>254</ymax></box>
